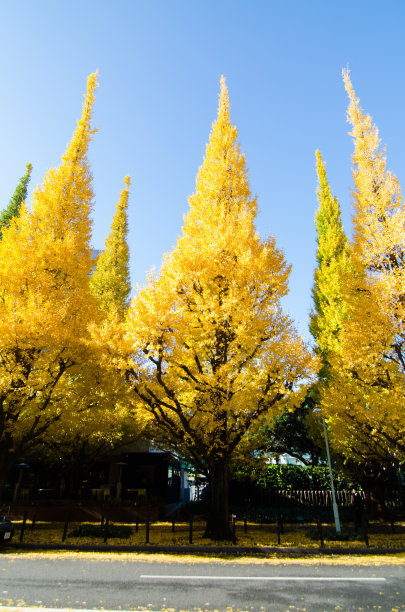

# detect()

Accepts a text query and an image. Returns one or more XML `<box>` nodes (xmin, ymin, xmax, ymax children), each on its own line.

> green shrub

<box><xmin>254</xmin><ymin>465</ymin><xmax>355</xmax><ymax>491</ymax></box>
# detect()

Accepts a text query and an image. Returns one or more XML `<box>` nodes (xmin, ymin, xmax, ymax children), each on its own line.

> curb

<box><xmin>4</xmin><ymin>542</ymin><xmax>405</xmax><ymax>556</ymax></box>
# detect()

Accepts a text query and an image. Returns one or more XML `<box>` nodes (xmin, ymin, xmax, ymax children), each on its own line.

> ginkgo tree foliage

<box><xmin>37</xmin><ymin>360</ymin><xmax>136</xmax><ymax>497</ymax></box>
<box><xmin>310</xmin><ymin>150</ymin><xmax>350</xmax><ymax>375</ymax></box>
<box><xmin>0</xmin><ymin>74</ymin><xmax>101</xmax><ymax>497</ymax></box>
<box><xmin>239</xmin><ymin>152</ymin><xmax>345</xmax><ymax>479</ymax></box>
<box><xmin>38</xmin><ymin>177</ymin><xmax>139</xmax><ymax>494</ymax></box>
<box><xmin>307</xmin><ymin>151</ymin><xmax>350</xmax><ymax>467</ymax></box>
<box><xmin>0</xmin><ymin>163</ymin><xmax>32</xmax><ymax>239</ymax></box>
<box><xmin>90</xmin><ymin>176</ymin><xmax>131</xmax><ymax>319</ymax></box>
<box><xmin>320</xmin><ymin>70</ymin><xmax>405</xmax><ymax>480</ymax></box>
<box><xmin>124</xmin><ymin>78</ymin><xmax>316</xmax><ymax>539</ymax></box>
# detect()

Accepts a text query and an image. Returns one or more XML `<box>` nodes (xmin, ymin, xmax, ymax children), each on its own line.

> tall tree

<box><xmin>124</xmin><ymin>77</ymin><xmax>316</xmax><ymax>539</ymax></box>
<box><xmin>249</xmin><ymin>157</ymin><xmax>344</xmax><ymax>471</ymax></box>
<box><xmin>307</xmin><ymin>152</ymin><xmax>350</xmax><ymax>472</ymax></box>
<box><xmin>90</xmin><ymin>176</ymin><xmax>131</xmax><ymax>318</ymax></box>
<box><xmin>310</xmin><ymin>150</ymin><xmax>349</xmax><ymax>375</ymax></box>
<box><xmin>0</xmin><ymin>73</ymin><xmax>99</xmax><ymax>497</ymax></box>
<box><xmin>320</xmin><ymin>71</ymin><xmax>405</xmax><ymax>487</ymax></box>
<box><xmin>0</xmin><ymin>163</ymin><xmax>32</xmax><ymax>238</ymax></box>
<box><xmin>39</xmin><ymin>177</ymin><xmax>136</xmax><ymax>496</ymax></box>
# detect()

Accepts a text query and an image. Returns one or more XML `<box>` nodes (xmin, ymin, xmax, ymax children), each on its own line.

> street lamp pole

<box><xmin>115</xmin><ymin>461</ymin><xmax>127</xmax><ymax>501</ymax></box>
<box><xmin>322</xmin><ymin>417</ymin><xmax>341</xmax><ymax>533</ymax></box>
<box><xmin>13</xmin><ymin>462</ymin><xmax>29</xmax><ymax>503</ymax></box>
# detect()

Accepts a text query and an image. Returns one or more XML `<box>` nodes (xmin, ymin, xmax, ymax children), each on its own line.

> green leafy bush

<box><xmin>253</xmin><ymin>465</ymin><xmax>355</xmax><ymax>491</ymax></box>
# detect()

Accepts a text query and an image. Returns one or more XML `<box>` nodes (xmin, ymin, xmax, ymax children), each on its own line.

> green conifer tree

<box><xmin>0</xmin><ymin>163</ymin><xmax>32</xmax><ymax>238</ymax></box>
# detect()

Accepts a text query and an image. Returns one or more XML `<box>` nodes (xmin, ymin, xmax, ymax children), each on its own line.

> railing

<box><xmin>6</xmin><ymin>513</ymin><xmax>405</xmax><ymax>550</ymax></box>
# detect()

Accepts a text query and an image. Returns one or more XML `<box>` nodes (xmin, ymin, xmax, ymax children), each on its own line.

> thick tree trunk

<box><xmin>205</xmin><ymin>457</ymin><xmax>233</xmax><ymax>540</ymax></box>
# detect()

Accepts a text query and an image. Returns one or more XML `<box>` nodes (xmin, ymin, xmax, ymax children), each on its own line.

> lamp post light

<box><xmin>321</xmin><ymin>417</ymin><xmax>341</xmax><ymax>534</ymax></box>
<box><xmin>115</xmin><ymin>461</ymin><xmax>127</xmax><ymax>501</ymax></box>
<box><xmin>314</xmin><ymin>408</ymin><xmax>341</xmax><ymax>533</ymax></box>
<box><xmin>13</xmin><ymin>462</ymin><xmax>29</xmax><ymax>503</ymax></box>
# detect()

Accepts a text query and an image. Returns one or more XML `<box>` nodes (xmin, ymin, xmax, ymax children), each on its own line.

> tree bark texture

<box><xmin>205</xmin><ymin>457</ymin><xmax>232</xmax><ymax>540</ymax></box>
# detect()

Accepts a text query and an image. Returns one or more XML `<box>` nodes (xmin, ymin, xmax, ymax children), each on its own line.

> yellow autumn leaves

<box><xmin>0</xmin><ymin>73</ymin><xmax>135</xmax><ymax>491</ymax></box>
<box><xmin>122</xmin><ymin>77</ymin><xmax>316</xmax><ymax>538</ymax></box>
<box><xmin>0</xmin><ymin>65</ymin><xmax>403</xmax><ymax>525</ymax></box>
<box><xmin>315</xmin><ymin>70</ymin><xmax>405</xmax><ymax>468</ymax></box>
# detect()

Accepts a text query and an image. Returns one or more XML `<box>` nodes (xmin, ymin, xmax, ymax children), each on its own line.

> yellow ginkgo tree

<box><xmin>310</xmin><ymin>150</ymin><xmax>350</xmax><ymax>373</ymax></box>
<box><xmin>124</xmin><ymin>78</ymin><xmax>316</xmax><ymax>539</ymax></box>
<box><xmin>38</xmin><ymin>177</ymin><xmax>138</xmax><ymax>496</ymax></box>
<box><xmin>90</xmin><ymin>176</ymin><xmax>131</xmax><ymax>319</ymax></box>
<box><xmin>0</xmin><ymin>162</ymin><xmax>32</xmax><ymax>239</ymax></box>
<box><xmin>0</xmin><ymin>74</ymin><xmax>100</xmax><ymax>498</ymax></box>
<box><xmin>320</xmin><ymin>71</ymin><xmax>405</xmax><ymax>500</ymax></box>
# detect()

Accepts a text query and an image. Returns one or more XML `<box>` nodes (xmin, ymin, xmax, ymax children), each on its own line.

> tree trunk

<box><xmin>205</xmin><ymin>457</ymin><xmax>232</xmax><ymax>540</ymax></box>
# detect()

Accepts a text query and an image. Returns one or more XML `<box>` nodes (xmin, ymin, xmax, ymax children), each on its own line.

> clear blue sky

<box><xmin>1</xmin><ymin>0</ymin><xmax>404</xmax><ymax>340</ymax></box>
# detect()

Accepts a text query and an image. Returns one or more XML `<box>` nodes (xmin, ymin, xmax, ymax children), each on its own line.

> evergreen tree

<box><xmin>124</xmin><ymin>77</ymin><xmax>316</xmax><ymax>539</ymax></box>
<box><xmin>90</xmin><ymin>176</ymin><xmax>131</xmax><ymax>318</ymax></box>
<box><xmin>246</xmin><ymin>395</ymin><xmax>325</xmax><ymax>467</ymax></box>
<box><xmin>0</xmin><ymin>163</ymin><xmax>32</xmax><ymax>238</ymax></box>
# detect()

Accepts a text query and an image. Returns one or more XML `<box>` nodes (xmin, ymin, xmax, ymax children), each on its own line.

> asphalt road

<box><xmin>0</xmin><ymin>553</ymin><xmax>404</xmax><ymax>612</ymax></box>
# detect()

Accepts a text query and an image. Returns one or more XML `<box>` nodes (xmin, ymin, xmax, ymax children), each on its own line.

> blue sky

<box><xmin>1</xmin><ymin>0</ymin><xmax>404</xmax><ymax>340</ymax></box>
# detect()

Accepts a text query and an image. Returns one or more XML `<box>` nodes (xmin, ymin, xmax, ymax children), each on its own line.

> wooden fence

<box><xmin>274</xmin><ymin>489</ymin><xmax>361</xmax><ymax>506</ymax></box>
<box><xmin>243</xmin><ymin>489</ymin><xmax>404</xmax><ymax>508</ymax></box>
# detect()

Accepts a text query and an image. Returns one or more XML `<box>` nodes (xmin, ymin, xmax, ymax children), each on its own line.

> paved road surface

<box><xmin>0</xmin><ymin>553</ymin><xmax>404</xmax><ymax>611</ymax></box>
